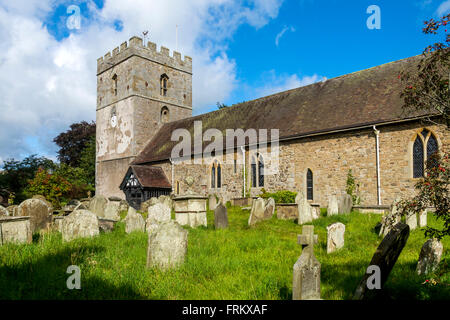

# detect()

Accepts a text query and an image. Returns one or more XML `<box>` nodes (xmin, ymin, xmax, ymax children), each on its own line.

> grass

<box><xmin>0</xmin><ymin>207</ymin><xmax>448</xmax><ymax>300</ymax></box>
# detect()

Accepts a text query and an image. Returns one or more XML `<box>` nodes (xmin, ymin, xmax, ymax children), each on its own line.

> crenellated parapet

<box><xmin>97</xmin><ymin>36</ymin><xmax>192</xmax><ymax>75</ymax></box>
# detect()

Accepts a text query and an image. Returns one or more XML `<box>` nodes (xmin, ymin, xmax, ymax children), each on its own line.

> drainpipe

<box><xmin>240</xmin><ymin>146</ymin><xmax>246</xmax><ymax>198</ymax></box>
<box><xmin>169</xmin><ymin>158</ymin><xmax>174</xmax><ymax>194</ymax></box>
<box><xmin>373</xmin><ymin>126</ymin><xmax>381</xmax><ymax>205</ymax></box>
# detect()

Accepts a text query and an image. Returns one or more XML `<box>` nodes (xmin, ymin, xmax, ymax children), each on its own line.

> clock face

<box><xmin>110</xmin><ymin>115</ymin><xmax>117</xmax><ymax>127</ymax></box>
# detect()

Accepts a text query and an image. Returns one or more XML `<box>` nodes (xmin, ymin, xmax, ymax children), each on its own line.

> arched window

<box><xmin>211</xmin><ymin>165</ymin><xmax>216</xmax><ymax>188</ymax></box>
<box><xmin>211</xmin><ymin>161</ymin><xmax>222</xmax><ymax>189</ymax></box>
<box><xmin>413</xmin><ymin>136</ymin><xmax>424</xmax><ymax>178</ymax></box>
<box><xmin>413</xmin><ymin>129</ymin><xmax>439</xmax><ymax>178</ymax></box>
<box><xmin>258</xmin><ymin>155</ymin><xmax>264</xmax><ymax>187</ymax></box>
<box><xmin>160</xmin><ymin>74</ymin><xmax>168</xmax><ymax>96</ymax></box>
<box><xmin>160</xmin><ymin>106</ymin><xmax>169</xmax><ymax>123</ymax></box>
<box><xmin>307</xmin><ymin>169</ymin><xmax>313</xmax><ymax>200</ymax></box>
<box><xmin>112</xmin><ymin>74</ymin><xmax>118</xmax><ymax>96</ymax></box>
<box><xmin>251</xmin><ymin>156</ymin><xmax>257</xmax><ymax>188</ymax></box>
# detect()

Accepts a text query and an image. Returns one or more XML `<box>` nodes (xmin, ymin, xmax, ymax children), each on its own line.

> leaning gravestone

<box><xmin>416</xmin><ymin>239</ymin><xmax>443</xmax><ymax>275</ymax></box>
<box><xmin>146</xmin><ymin>220</ymin><xmax>188</xmax><ymax>270</ymax></box>
<box><xmin>248</xmin><ymin>198</ymin><xmax>268</xmax><ymax>226</ymax></box>
<box><xmin>264</xmin><ymin>198</ymin><xmax>275</xmax><ymax>218</ymax></box>
<box><xmin>125</xmin><ymin>206</ymin><xmax>145</xmax><ymax>233</ymax></box>
<box><xmin>327</xmin><ymin>222</ymin><xmax>345</xmax><ymax>253</ymax></box>
<box><xmin>17</xmin><ymin>199</ymin><xmax>53</xmax><ymax>233</ymax></box>
<box><xmin>0</xmin><ymin>205</ymin><xmax>8</xmax><ymax>217</ymax></box>
<box><xmin>353</xmin><ymin>222</ymin><xmax>410</xmax><ymax>300</ymax></box>
<box><xmin>89</xmin><ymin>195</ymin><xmax>108</xmax><ymax>218</ymax></box>
<box><xmin>293</xmin><ymin>225</ymin><xmax>321</xmax><ymax>300</ymax></box>
<box><xmin>214</xmin><ymin>203</ymin><xmax>228</xmax><ymax>229</ymax></box>
<box><xmin>338</xmin><ymin>194</ymin><xmax>353</xmax><ymax>214</ymax></box>
<box><xmin>406</xmin><ymin>212</ymin><xmax>417</xmax><ymax>231</ymax></box>
<box><xmin>296</xmin><ymin>193</ymin><xmax>313</xmax><ymax>225</ymax></box>
<box><xmin>146</xmin><ymin>202</ymin><xmax>171</xmax><ymax>234</ymax></box>
<box><xmin>209</xmin><ymin>195</ymin><xmax>218</xmax><ymax>211</ymax></box>
<box><xmin>419</xmin><ymin>210</ymin><xmax>427</xmax><ymax>228</ymax></box>
<box><xmin>327</xmin><ymin>195</ymin><xmax>339</xmax><ymax>216</ymax></box>
<box><xmin>61</xmin><ymin>210</ymin><xmax>99</xmax><ymax>242</ymax></box>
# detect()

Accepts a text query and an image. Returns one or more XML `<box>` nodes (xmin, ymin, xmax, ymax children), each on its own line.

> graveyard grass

<box><xmin>0</xmin><ymin>207</ymin><xmax>449</xmax><ymax>300</ymax></box>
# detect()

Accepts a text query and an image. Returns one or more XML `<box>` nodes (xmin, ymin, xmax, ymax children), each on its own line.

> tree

<box><xmin>400</xmin><ymin>14</ymin><xmax>449</xmax><ymax>128</ymax></box>
<box><xmin>79</xmin><ymin>135</ymin><xmax>96</xmax><ymax>187</ymax></box>
<box><xmin>53</xmin><ymin>121</ymin><xmax>96</xmax><ymax>167</ymax></box>
<box><xmin>397</xmin><ymin>153</ymin><xmax>449</xmax><ymax>240</ymax></box>
<box><xmin>217</xmin><ymin>102</ymin><xmax>228</xmax><ymax>109</ymax></box>
<box><xmin>0</xmin><ymin>155</ymin><xmax>55</xmax><ymax>203</ymax></box>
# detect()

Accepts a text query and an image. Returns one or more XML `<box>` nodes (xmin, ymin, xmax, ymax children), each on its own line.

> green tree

<box><xmin>79</xmin><ymin>135</ymin><xmax>96</xmax><ymax>187</ymax></box>
<box><xmin>0</xmin><ymin>155</ymin><xmax>55</xmax><ymax>203</ymax></box>
<box><xmin>53</xmin><ymin>121</ymin><xmax>96</xmax><ymax>167</ymax></box>
<box><xmin>346</xmin><ymin>169</ymin><xmax>360</xmax><ymax>205</ymax></box>
<box><xmin>217</xmin><ymin>102</ymin><xmax>228</xmax><ymax>109</ymax></box>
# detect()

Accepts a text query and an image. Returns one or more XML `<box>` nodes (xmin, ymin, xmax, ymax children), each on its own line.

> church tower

<box><xmin>96</xmin><ymin>36</ymin><xmax>192</xmax><ymax>198</ymax></box>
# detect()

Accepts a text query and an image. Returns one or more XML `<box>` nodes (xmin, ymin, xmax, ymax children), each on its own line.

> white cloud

<box><xmin>275</xmin><ymin>25</ymin><xmax>295</xmax><ymax>46</ymax></box>
<box><xmin>254</xmin><ymin>71</ymin><xmax>326</xmax><ymax>98</ymax></box>
<box><xmin>437</xmin><ymin>0</ymin><xmax>450</xmax><ymax>15</ymax></box>
<box><xmin>0</xmin><ymin>0</ymin><xmax>284</xmax><ymax>161</ymax></box>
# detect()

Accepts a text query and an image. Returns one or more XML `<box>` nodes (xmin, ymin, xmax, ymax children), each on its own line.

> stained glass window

<box><xmin>427</xmin><ymin>134</ymin><xmax>439</xmax><ymax>169</ymax></box>
<box><xmin>413</xmin><ymin>136</ymin><xmax>424</xmax><ymax>178</ymax></box>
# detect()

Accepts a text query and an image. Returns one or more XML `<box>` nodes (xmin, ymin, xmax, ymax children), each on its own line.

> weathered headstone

<box><xmin>419</xmin><ymin>210</ymin><xmax>427</xmax><ymax>228</ymax></box>
<box><xmin>0</xmin><ymin>205</ymin><xmax>8</xmax><ymax>217</ymax></box>
<box><xmin>103</xmin><ymin>201</ymin><xmax>121</xmax><ymax>220</ymax></box>
<box><xmin>146</xmin><ymin>202</ymin><xmax>171</xmax><ymax>234</ymax></box>
<box><xmin>119</xmin><ymin>200</ymin><xmax>129</xmax><ymax>212</ymax></box>
<box><xmin>353</xmin><ymin>222</ymin><xmax>410</xmax><ymax>300</ymax></box>
<box><xmin>17</xmin><ymin>199</ymin><xmax>53</xmax><ymax>233</ymax></box>
<box><xmin>146</xmin><ymin>220</ymin><xmax>188</xmax><ymax>269</ymax></box>
<box><xmin>141</xmin><ymin>197</ymin><xmax>158</xmax><ymax>212</ymax></box>
<box><xmin>6</xmin><ymin>205</ymin><xmax>18</xmax><ymax>217</ymax></box>
<box><xmin>264</xmin><ymin>198</ymin><xmax>275</xmax><ymax>219</ymax></box>
<box><xmin>406</xmin><ymin>212</ymin><xmax>417</xmax><ymax>231</ymax></box>
<box><xmin>0</xmin><ymin>216</ymin><xmax>32</xmax><ymax>245</ymax></box>
<box><xmin>32</xmin><ymin>195</ymin><xmax>53</xmax><ymax>211</ymax></box>
<box><xmin>125</xmin><ymin>206</ymin><xmax>145</xmax><ymax>233</ymax></box>
<box><xmin>338</xmin><ymin>194</ymin><xmax>353</xmax><ymax>214</ymax></box>
<box><xmin>89</xmin><ymin>195</ymin><xmax>108</xmax><ymax>218</ymax></box>
<box><xmin>379</xmin><ymin>200</ymin><xmax>401</xmax><ymax>237</ymax></box>
<box><xmin>61</xmin><ymin>210</ymin><xmax>99</xmax><ymax>242</ymax></box>
<box><xmin>248</xmin><ymin>197</ymin><xmax>267</xmax><ymax>226</ymax></box>
<box><xmin>209</xmin><ymin>194</ymin><xmax>218</xmax><ymax>211</ymax></box>
<box><xmin>293</xmin><ymin>225</ymin><xmax>321</xmax><ymax>300</ymax></box>
<box><xmin>158</xmin><ymin>195</ymin><xmax>173</xmax><ymax>210</ymax></box>
<box><xmin>416</xmin><ymin>239</ymin><xmax>443</xmax><ymax>275</ymax></box>
<box><xmin>214</xmin><ymin>203</ymin><xmax>228</xmax><ymax>229</ymax></box>
<box><xmin>296</xmin><ymin>193</ymin><xmax>313</xmax><ymax>225</ymax></box>
<box><xmin>327</xmin><ymin>222</ymin><xmax>345</xmax><ymax>253</ymax></box>
<box><xmin>97</xmin><ymin>217</ymin><xmax>117</xmax><ymax>233</ymax></box>
<box><xmin>327</xmin><ymin>195</ymin><xmax>339</xmax><ymax>216</ymax></box>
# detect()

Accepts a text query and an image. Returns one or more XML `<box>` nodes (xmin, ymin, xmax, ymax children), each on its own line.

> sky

<box><xmin>0</xmin><ymin>0</ymin><xmax>448</xmax><ymax>164</ymax></box>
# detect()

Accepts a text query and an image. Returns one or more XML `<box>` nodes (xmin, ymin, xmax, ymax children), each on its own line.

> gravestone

<box><xmin>89</xmin><ymin>195</ymin><xmax>108</xmax><ymax>218</ymax></box>
<box><xmin>264</xmin><ymin>198</ymin><xmax>275</xmax><ymax>219</ymax></box>
<box><xmin>158</xmin><ymin>195</ymin><xmax>173</xmax><ymax>210</ymax></box>
<box><xmin>338</xmin><ymin>194</ymin><xmax>353</xmax><ymax>214</ymax></box>
<box><xmin>327</xmin><ymin>195</ymin><xmax>339</xmax><ymax>216</ymax></box>
<box><xmin>416</xmin><ymin>239</ymin><xmax>443</xmax><ymax>275</ymax></box>
<box><xmin>125</xmin><ymin>206</ymin><xmax>145</xmax><ymax>233</ymax></box>
<box><xmin>32</xmin><ymin>195</ymin><xmax>53</xmax><ymax>211</ymax></box>
<box><xmin>248</xmin><ymin>198</ymin><xmax>267</xmax><ymax>226</ymax></box>
<box><xmin>0</xmin><ymin>205</ymin><xmax>8</xmax><ymax>217</ymax></box>
<box><xmin>146</xmin><ymin>220</ymin><xmax>188</xmax><ymax>270</ymax></box>
<box><xmin>61</xmin><ymin>210</ymin><xmax>99</xmax><ymax>242</ymax></box>
<box><xmin>379</xmin><ymin>201</ymin><xmax>401</xmax><ymax>237</ymax></box>
<box><xmin>296</xmin><ymin>193</ymin><xmax>313</xmax><ymax>225</ymax></box>
<box><xmin>0</xmin><ymin>216</ymin><xmax>32</xmax><ymax>245</ymax></box>
<box><xmin>214</xmin><ymin>203</ymin><xmax>228</xmax><ymax>229</ymax></box>
<box><xmin>17</xmin><ymin>198</ymin><xmax>53</xmax><ymax>233</ymax></box>
<box><xmin>353</xmin><ymin>222</ymin><xmax>410</xmax><ymax>300</ymax></box>
<box><xmin>209</xmin><ymin>195</ymin><xmax>218</xmax><ymax>211</ymax></box>
<box><xmin>419</xmin><ymin>210</ymin><xmax>427</xmax><ymax>228</ymax></box>
<box><xmin>293</xmin><ymin>225</ymin><xmax>321</xmax><ymax>300</ymax></box>
<box><xmin>98</xmin><ymin>217</ymin><xmax>117</xmax><ymax>233</ymax></box>
<box><xmin>173</xmin><ymin>195</ymin><xmax>207</xmax><ymax>228</ymax></box>
<box><xmin>406</xmin><ymin>212</ymin><xmax>417</xmax><ymax>231</ymax></box>
<box><xmin>146</xmin><ymin>202</ymin><xmax>171</xmax><ymax>234</ymax></box>
<box><xmin>62</xmin><ymin>200</ymin><xmax>81</xmax><ymax>213</ymax></box>
<box><xmin>6</xmin><ymin>205</ymin><xmax>18</xmax><ymax>217</ymax></box>
<box><xmin>119</xmin><ymin>200</ymin><xmax>129</xmax><ymax>213</ymax></box>
<box><xmin>327</xmin><ymin>222</ymin><xmax>345</xmax><ymax>253</ymax></box>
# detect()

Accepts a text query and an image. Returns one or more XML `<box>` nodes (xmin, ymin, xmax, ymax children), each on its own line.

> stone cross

<box><xmin>293</xmin><ymin>225</ymin><xmax>321</xmax><ymax>300</ymax></box>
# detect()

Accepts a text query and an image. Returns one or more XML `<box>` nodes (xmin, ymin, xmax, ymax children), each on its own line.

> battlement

<box><xmin>97</xmin><ymin>36</ymin><xmax>192</xmax><ymax>75</ymax></box>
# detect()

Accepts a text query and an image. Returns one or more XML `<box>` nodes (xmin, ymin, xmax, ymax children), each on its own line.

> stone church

<box><xmin>95</xmin><ymin>36</ymin><xmax>449</xmax><ymax>209</ymax></box>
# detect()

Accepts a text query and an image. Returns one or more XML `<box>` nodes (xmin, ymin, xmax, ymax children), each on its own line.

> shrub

<box><xmin>259</xmin><ymin>189</ymin><xmax>297</xmax><ymax>203</ymax></box>
<box><xmin>346</xmin><ymin>169</ymin><xmax>361</xmax><ymax>205</ymax></box>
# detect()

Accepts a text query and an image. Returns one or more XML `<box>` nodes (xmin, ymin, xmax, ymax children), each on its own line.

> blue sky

<box><xmin>0</xmin><ymin>0</ymin><xmax>448</xmax><ymax>164</ymax></box>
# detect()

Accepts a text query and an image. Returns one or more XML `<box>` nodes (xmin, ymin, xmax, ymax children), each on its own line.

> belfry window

<box><xmin>112</xmin><ymin>74</ymin><xmax>118</xmax><ymax>96</ymax></box>
<box><xmin>413</xmin><ymin>129</ymin><xmax>439</xmax><ymax>178</ymax></box>
<box><xmin>161</xmin><ymin>106</ymin><xmax>169</xmax><ymax>123</ymax></box>
<box><xmin>160</xmin><ymin>74</ymin><xmax>169</xmax><ymax>96</ymax></box>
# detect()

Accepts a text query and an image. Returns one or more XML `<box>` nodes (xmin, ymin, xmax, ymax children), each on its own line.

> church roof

<box><xmin>133</xmin><ymin>55</ymin><xmax>431</xmax><ymax>164</ymax></box>
<box><xmin>120</xmin><ymin>165</ymin><xmax>171</xmax><ymax>189</ymax></box>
